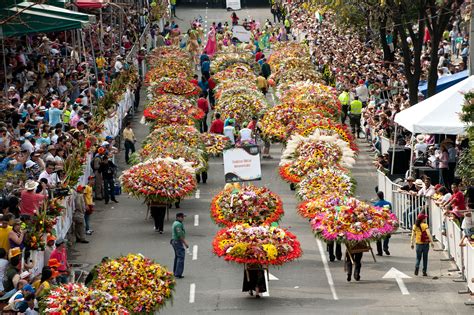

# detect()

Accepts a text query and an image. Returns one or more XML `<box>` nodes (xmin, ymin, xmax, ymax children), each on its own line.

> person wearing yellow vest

<box><xmin>349</xmin><ymin>95</ymin><xmax>363</xmax><ymax>138</ymax></box>
<box><xmin>284</xmin><ymin>18</ymin><xmax>291</xmax><ymax>34</ymax></box>
<box><xmin>338</xmin><ymin>89</ymin><xmax>350</xmax><ymax>124</ymax></box>
<box><xmin>170</xmin><ymin>0</ymin><xmax>177</xmax><ymax>18</ymax></box>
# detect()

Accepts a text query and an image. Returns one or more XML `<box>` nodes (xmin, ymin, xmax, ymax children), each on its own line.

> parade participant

<box><xmin>73</xmin><ymin>186</ymin><xmax>89</xmax><ymax>244</ymax></box>
<box><xmin>327</xmin><ymin>242</ymin><xmax>342</xmax><ymax>262</ymax></box>
<box><xmin>410</xmin><ymin>213</ymin><xmax>434</xmax><ymax>276</ymax></box>
<box><xmin>373</xmin><ymin>191</ymin><xmax>392</xmax><ymax>256</ymax></box>
<box><xmin>171</xmin><ymin>213</ymin><xmax>189</xmax><ymax>278</ymax></box>
<box><xmin>242</xmin><ymin>264</ymin><xmax>266</xmax><ymax>298</ymax></box>
<box><xmin>345</xmin><ymin>242</ymin><xmax>368</xmax><ymax>282</ymax></box>
<box><xmin>123</xmin><ymin>121</ymin><xmax>136</xmax><ymax>165</ymax></box>
<box><xmin>231</xmin><ymin>12</ymin><xmax>239</xmax><ymax>26</ymax></box>
<box><xmin>204</xmin><ymin>27</ymin><xmax>217</xmax><ymax>57</ymax></box>
<box><xmin>338</xmin><ymin>88</ymin><xmax>350</xmax><ymax>124</ymax></box>
<box><xmin>197</xmin><ymin>93</ymin><xmax>210</xmax><ymax>133</ymax></box>
<box><xmin>149</xmin><ymin>202</ymin><xmax>167</xmax><ymax>234</ymax></box>
<box><xmin>84</xmin><ymin>176</ymin><xmax>95</xmax><ymax>235</ymax></box>
<box><xmin>256</xmin><ymin>74</ymin><xmax>269</xmax><ymax>96</ymax></box>
<box><xmin>99</xmin><ymin>155</ymin><xmax>118</xmax><ymax>205</ymax></box>
<box><xmin>209</xmin><ymin>113</ymin><xmax>224</xmax><ymax>135</ymax></box>
<box><xmin>349</xmin><ymin>95</ymin><xmax>363</xmax><ymax>138</ymax></box>
<box><xmin>260</xmin><ymin>58</ymin><xmax>271</xmax><ymax>79</ymax></box>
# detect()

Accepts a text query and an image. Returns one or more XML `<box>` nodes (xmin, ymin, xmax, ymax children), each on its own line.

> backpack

<box><xmin>420</xmin><ymin>227</ymin><xmax>430</xmax><ymax>243</ymax></box>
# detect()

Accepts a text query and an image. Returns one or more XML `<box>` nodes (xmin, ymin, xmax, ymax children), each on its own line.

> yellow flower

<box><xmin>262</xmin><ymin>244</ymin><xmax>278</xmax><ymax>260</ymax></box>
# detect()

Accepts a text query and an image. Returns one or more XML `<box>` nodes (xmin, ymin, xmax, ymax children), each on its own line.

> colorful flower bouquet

<box><xmin>149</xmin><ymin>77</ymin><xmax>201</xmax><ymax>99</ymax></box>
<box><xmin>144</xmin><ymin>125</ymin><xmax>202</xmax><ymax>149</ymax></box>
<box><xmin>200</xmin><ymin>133</ymin><xmax>231</xmax><ymax>156</ymax></box>
<box><xmin>293</xmin><ymin>120</ymin><xmax>358</xmax><ymax>152</ymax></box>
<box><xmin>210</xmin><ymin>51</ymin><xmax>256</xmax><ymax>73</ymax></box>
<box><xmin>214</xmin><ymin>80</ymin><xmax>258</xmax><ymax>100</ymax></box>
<box><xmin>144</xmin><ymin>95</ymin><xmax>204</xmax><ymax>125</ymax></box>
<box><xmin>140</xmin><ymin>140</ymin><xmax>208</xmax><ymax>174</ymax></box>
<box><xmin>297</xmin><ymin>168</ymin><xmax>355</xmax><ymax>200</ymax></box>
<box><xmin>215</xmin><ymin>87</ymin><xmax>269</xmax><ymax>125</ymax></box>
<box><xmin>268</xmin><ymin>42</ymin><xmax>310</xmax><ymax>69</ymax></box>
<box><xmin>145</xmin><ymin>59</ymin><xmax>194</xmax><ymax>82</ymax></box>
<box><xmin>310</xmin><ymin>198</ymin><xmax>398</xmax><ymax>243</ymax></box>
<box><xmin>213</xmin><ymin>64</ymin><xmax>257</xmax><ymax>83</ymax></box>
<box><xmin>120</xmin><ymin>158</ymin><xmax>197</xmax><ymax>203</ymax></box>
<box><xmin>211</xmin><ymin>185</ymin><xmax>284</xmax><ymax>227</ymax></box>
<box><xmin>212</xmin><ymin>224</ymin><xmax>302</xmax><ymax>265</ymax></box>
<box><xmin>147</xmin><ymin>47</ymin><xmax>192</xmax><ymax>66</ymax></box>
<box><xmin>40</xmin><ymin>283</ymin><xmax>129</xmax><ymax>314</ymax></box>
<box><xmin>92</xmin><ymin>254</ymin><xmax>175</xmax><ymax>314</ymax></box>
<box><xmin>275</xmin><ymin>69</ymin><xmax>323</xmax><ymax>90</ymax></box>
<box><xmin>297</xmin><ymin>195</ymin><xmax>344</xmax><ymax>219</ymax></box>
<box><xmin>278</xmin><ymin>82</ymin><xmax>339</xmax><ymax>113</ymax></box>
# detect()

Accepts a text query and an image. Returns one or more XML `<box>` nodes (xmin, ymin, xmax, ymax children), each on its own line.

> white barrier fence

<box><xmin>392</xmin><ymin>191</ymin><xmax>430</xmax><ymax>230</ymax></box>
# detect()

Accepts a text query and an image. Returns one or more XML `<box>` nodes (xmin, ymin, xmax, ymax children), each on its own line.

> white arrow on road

<box><xmin>268</xmin><ymin>273</ymin><xmax>279</xmax><ymax>281</ymax></box>
<box><xmin>383</xmin><ymin>267</ymin><xmax>411</xmax><ymax>295</ymax></box>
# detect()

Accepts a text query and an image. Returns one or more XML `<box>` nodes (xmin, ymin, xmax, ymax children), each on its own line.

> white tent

<box><xmin>394</xmin><ymin>75</ymin><xmax>472</xmax><ymax>135</ymax></box>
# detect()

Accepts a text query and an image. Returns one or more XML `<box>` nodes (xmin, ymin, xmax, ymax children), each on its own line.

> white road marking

<box><xmin>383</xmin><ymin>267</ymin><xmax>411</xmax><ymax>295</ymax></box>
<box><xmin>192</xmin><ymin>245</ymin><xmax>198</xmax><ymax>260</ymax></box>
<box><xmin>262</xmin><ymin>271</ymin><xmax>270</xmax><ymax>297</ymax></box>
<box><xmin>268</xmin><ymin>272</ymin><xmax>279</xmax><ymax>280</ymax></box>
<box><xmin>195</xmin><ymin>189</ymin><xmax>200</xmax><ymax>199</ymax></box>
<box><xmin>194</xmin><ymin>214</ymin><xmax>199</xmax><ymax>226</ymax></box>
<box><xmin>189</xmin><ymin>283</ymin><xmax>196</xmax><ymax>303</ymax></box>
<box><xmin>316</xmin><ymin>239</ymin><xmax>339</xmax><ymax>300</ymax></box>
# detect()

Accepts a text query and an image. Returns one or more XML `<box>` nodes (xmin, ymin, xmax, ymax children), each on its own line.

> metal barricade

<box><xmin>466</xmin><ymin>243</ymin><xmax>474</xmax><ymax>293</ymax></box>
<box><xmin>381</xmin><ymin>136</ymin><xmax>390</xmax><ymax>154</ymax></box>
<box><xmin>392</xmin><ymin>191</ymin><xmax>430</xmax><ymax>230</ymax></box>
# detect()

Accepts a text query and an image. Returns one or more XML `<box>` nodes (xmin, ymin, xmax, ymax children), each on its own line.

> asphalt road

<box><xmin>73</xmin><ymin>6</ymin><xmax>473</xmax><ymax>315</ymax></box>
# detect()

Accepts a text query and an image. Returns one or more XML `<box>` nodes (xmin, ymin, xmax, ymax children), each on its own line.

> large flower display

<box><xmin>215</xmin><ymin>86</ymin><xmax>269</xmax><ymax>125</ymax></box>
<box><xmin>120</xmin><ymin>158</ymin><xmax>197</xmax><ymax>203</ymax></box>
<box><xmin>92</xmin><ymin>254</ymin><xmax>175</xmax><ymax>314</ymax></box>
<box><xmin>213</xmin><ymin>64</ymin><xmax>257</xmax><ymax>83</ymax></box>
<box><xmin>212</xmin><ymin>224</ymin><xmax>302</xmax><ymax>265</ymax></box>
<box><xmin>310</xmin><ymin>198</ymin><xmax>398</xmax><ymax>243</ymax></box>
<box><xmin>149</xmin><ymin>77</ymin><xmax>201</xmax><ymax>99</ymax></box>
<box><xmin>144</xmin><ymin>125</ymin><xmax>202</xmax><ymax>149</ymax></box>
<box><xmin>147</xmin><ymin>47</ymin><xmax>192</xmax><ymax>66</ymax></box>
<box><xmin>40</xmin><ymin>283</ymin><xmax>129</xmax><ymax>314</ymax></box>
<box><xmin>278</xmin><ymin>81</ymin><xmax>339</xmax><ymax>112</ymax></box>
<box><xmin>143</xmin><ymin>94</ymin><xmax>204</xmax><ymax>125</ymax></box>
<box><xmin>145</xmin><ymin>59</ymin><xmax>194</xmax><ymax>82</ymax></box>
<box><xmin>279</xmin><ymin>131</ymin><xmax>355</xmax><ymax>183</ymax></box>
<box><xmin>211</xmin><ymin>184</ymin><xmax>284</xmax><ymax>227</ymax></box>
<box><xmin>214</xmin><ymin>80</ymin><xmax>258</xmax><ymax>100</ymax></box>
<box><xmin>210</xmin><ymin>51</ymin><xmax>256</xmax><ymax>73</ymax></box>
<box><xmin>200</xmin><ymin>133</ymin><xmax>231</xmax><ymax>156</ymax></box>
<box><xmin>297</xmin><ymin>168</ymin><xmax>355</xmax><ymax>200</ymax></box>
<box><xmin>140</xmin><ymin>140</ymin><xmax>208</xmax><ymax>174</ymax></box>
<box><xmin>297</xmin><ymin>194</ymin><xmax>344</xmax><ymax>219</ymax></box>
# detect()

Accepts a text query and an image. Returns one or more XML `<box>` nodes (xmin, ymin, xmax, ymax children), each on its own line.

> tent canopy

<box><xmin>0</xmin><ymin>7</ymin><xmax>86</xmax><ymax>38</ymax></box>
<box><xmin>394</xmin><ymin>75</ymin><xmax>472</xmax><ymax>135</ymax></box>
<box><xmin>418</xmin><ymin>70</ymin><xmax>468</xmax><ymax>97</ymax></box>
<box><xmin>16</xmin><ymin>2</ymin><xmax>96</xmax><ymax>23</ymax></box>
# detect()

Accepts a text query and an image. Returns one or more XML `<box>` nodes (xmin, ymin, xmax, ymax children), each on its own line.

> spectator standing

<box><xmin>73</xmin><ymin>186</ymin><xmax>88</xmax><ymax>244</ymax></box>
<box><xmin>171</xmin><ymin>213</ymin><xmax>189</xmax><ymax>278</ymax></box>
<box><xmin>349</xmin><ymin>96</ymin><xmax>362</xmax><ymax>138</ymax></box>
<box><xmin>99</xmin><ymin>156</ymin><xmax>118</xmax><ymax>205</ymax></box>
<box><xmin>19</xmin><ymin>180</ymin><xmax>46</xmax><ymax>217</ymax></box>
<box><xmin>410</xmin><ymin>213</ymin><xmax>434</xmax><ymax>276</ymax></box>
<box><xmin>49</xmin><ymin>239</ymin><xmax>69</xmax><ymax>284</ymax></box>
<box><xmin>84</xmin><ymin>176</ymin><xmax>95</xmax><ymax>235</ymax></box>
<box><xmin>0</xmin><ymin>216</ymin><xmax>12</xmax><ymax>252</ymax></box>
<box><xmin>374</xmin><ymin>191</ymin><xmax>392</xmax><ymax>256</ymax></box>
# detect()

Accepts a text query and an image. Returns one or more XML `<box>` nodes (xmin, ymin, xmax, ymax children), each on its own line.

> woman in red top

<box><xmin>231</xmin><ymin>12</ymin><xmax>239</xmax><ymax>26</ymax></box>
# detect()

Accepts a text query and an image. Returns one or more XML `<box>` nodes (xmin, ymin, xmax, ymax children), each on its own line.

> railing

<box><xmin>381</xmin><ymin>136</ymin><xmax>390</xmax><ymax>154</ymax></box>
<box><xmin>376</xmin><ymin>170</ymin><xmax>400</xmax><ymax>204</ymax></box>
<box><xmin>392</xmin><ymin>191</ymin><xmax>430</xmax><ymax>230</ymax></box>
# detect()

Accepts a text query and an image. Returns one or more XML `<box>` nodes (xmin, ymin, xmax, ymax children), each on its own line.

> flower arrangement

<box><xmin>140</xmin><ymin>140</ymin><xmax>208</xmax><ymax>174</ymax></box>
<box><xmin>149</xmin><ymin>77</ymin><xmax>201</xmax><ymax>99</ymax></box>
<box><xmin>200</xmin><ymin>133</ymin><xmax>231</xmax><ymax>156</ymax></box>
<box><xmin>212</xmin><ymin>224</ymin><xmax>302</xmax><ymax>265</ymax></box>
<box><xmin>293</xmin><ymin>120</ymin><xmax>358</xmax><ymax>152</ymax></box>
<box><xmin>143</xmin><ymin>95</ymin><xmax>204</xmax><ymax>125</ymax></box>
<box><xmin>211</xmin><ymin>184</ymin><xmax>284</xmax><ymax>227</ymax></box>
<box><xmin>40</xmin><ymin>283</ymin><xmax>129</xmax><ymax>314</ymax></box>
<box><xmin>275</xmin><ymin>69</ymin><xmax>323</xmax><ymax>90</ymax></box>
<box><xmin>214</xmin><ymin>80</ymin><xmax>258</xmax><ymax>100</ymax></box>
<box><xmin>215</xmin><ymin>86</ymin><xmax>269</xmax><ymax>125</ymax></box>
<box><xmin>297</xmin><ymin>195</ymin><xmax>344</xmax><ymax>219</ymax></box>
<box><xmin>213</xmin><ymin>64</ymin><xmax>257</xmax><ymax>83</ymax></box>
<box><xmin>297</xmin><ymin>168</ymin><xmax>355</xmax><ymax>200</ymax></box>
<box><xmin>120</xmin><ymin>158</ymin><xmax>197</xmax><ymax>203</ymax></box>
<box><xmin>144</xmin><ymin>59</ymin><xmax>194</xmax><ymax>82</ymax></box>
<box><xmin>310</xmin><ymin>198</ymin><xmax>398</xmax><ymax>243</ymax></box>
<box><xmin>267</xmin><ymin>42</ymin><xmax>310</xmax><ymax>70</ymax></box>
<box><xmin>147</xmin><ymin>47</ymin><xmax>192</xmax><ymax>65</ymax></box>
<box><xmin>278</xmin><ymin>81</ymin><xmax>339</xmax><ymax>113</ymax></box>
<box><xmin>210</xmin><ymin>51</ymin><xmax>256</xmax><ymax>73</ymax></box>
<box><xmin>144</xmin><ymin>125</ymin><xmax>202</xmax><ymax>149</ymax></box>
<box><xmin>91</xmin><ymin>254</ymin><xmax>175</xmax><ymax>314</ymax></box>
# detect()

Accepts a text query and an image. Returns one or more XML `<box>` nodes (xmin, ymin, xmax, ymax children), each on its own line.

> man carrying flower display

<box><xmin>171</xmin><ymin>213</ymin><xmax>189</xmax><ymax>278</ymax></box>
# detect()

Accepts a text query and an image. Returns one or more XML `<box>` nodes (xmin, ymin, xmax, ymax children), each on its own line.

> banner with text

<box><xmin>223</xmin><ymin>146</ymin><xmax>261</xmax><ymax>182</ymax></box>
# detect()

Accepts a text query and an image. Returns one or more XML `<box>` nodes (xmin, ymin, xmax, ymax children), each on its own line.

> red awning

<box><xmin>75</xmin><ymin>0</ymin><xmax>106</xmax><ymax>9</ymax></box>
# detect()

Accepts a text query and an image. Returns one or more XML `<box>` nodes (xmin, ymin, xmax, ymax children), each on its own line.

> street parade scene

<box><xmin>0</xmin><ymin>0</ymin><xmax>473</xmax><ymax>314</ymax></box>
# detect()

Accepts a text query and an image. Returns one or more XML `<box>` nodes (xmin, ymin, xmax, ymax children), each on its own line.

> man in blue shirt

<box><xmin>373</xmin><ymin>191</ymin><xmax>392</xmax><ymax>256</ymax></box>
<box><xmin>201</xmin><ymin>59</ymin><xmax>211</xmax><ymax>79</ymax></box>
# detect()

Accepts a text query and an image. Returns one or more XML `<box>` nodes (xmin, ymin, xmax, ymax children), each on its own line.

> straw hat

<box><xmin>414</xmin><ymin>179</ymin><xmax>424</xmax><ymax>187</ymax></box>
<box><xmin>416</xmin><ymin>134</ymin><xmax>426</xmax><ymax>143</ymax></box>
<box><xmin>8</xmin><ymin>247</ymin><xmax>21</xmax><ymax>259</ymax></box>
<box><xmin>24</xmin><ymin>180</ymin><xmax>39</xmax><ymax>191</ymax></box>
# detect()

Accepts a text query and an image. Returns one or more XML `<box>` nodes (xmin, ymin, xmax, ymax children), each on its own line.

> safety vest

<box><xmin>338</xmin><ymin>91</ymin><xmax>349</xmax><ymax>105</ymax></box>
<box><xmin>350</xmin><ymin>100</ymin><xmax>363</xmax><ymax>115</ymax></box>
<box><xmin>284</xmin><ymin>19</ymin><xmax>290</xmax><ymax>28</ymax></box>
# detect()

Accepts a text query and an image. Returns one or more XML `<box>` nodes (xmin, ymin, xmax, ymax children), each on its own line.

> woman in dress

<box><xmin>204</xmin><ymin>27</ymin><xmax>217</xmax><ymax>57</ymax></box>
<box><xmin>187</xmin><ymin>27</ymin><xmax>200</xmax><ymax>65</ymax></box>
<box><xmin>242</xmin><ymin>264</ymin><xmax>266</xmax><ymax>298</ymax></box>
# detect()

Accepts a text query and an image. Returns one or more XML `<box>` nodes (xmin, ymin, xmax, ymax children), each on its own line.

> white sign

<box><xmin>226</xmin><ymin>0</ymin><xmax>241</xmax><ymax>10</ymax></box>
<box><xmin>223</xmin><ymin>146</ymin><xmax>261</xmax><ymax>182</ymax></box>
<box><xmin>232</xmin><ymin>25</ymin><xmax>251</xmax><ymax>43</ymax></box>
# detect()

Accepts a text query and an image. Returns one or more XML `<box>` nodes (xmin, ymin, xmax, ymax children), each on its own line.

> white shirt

<box><xmin>114</xmin><ymin>60</ymin><xmax>123</xmax><ymax>72</ymax></box>
<box><xmin>441</xmin><ymin>193</ymin><xmax>452</xmax><ymax>203</ymax></box>
<box><xmin>461</xmin><ymin>212</ymin><xmax>472</xmax><ymax>230</ymax></box>
<box><xmin>355</xmin><ymin>84</ymin><xmax>369</xmax><ymax>102</ymax></box>
<box><xmin>21</xmin><ymin>140</ymin><xmax>35</xmax><ymax>154</ymax></box>
<box><xmin>223</xmin><ymin>126</ymin><xmax>236</xmax><ymax>144</ymax></box>
<box><xmin>38</xmin><ymin>170</ymin><xmax>59</xmax><ymax>187</ymax></box>
<box><xmin>418</xmin><ymin>185</ymin><xmax>436</xmax><ymax>197</ymax></box>
<box><xmin>239</xmin><ymin>128</ymin><xmax>253</xmax><ymax>141</ymax></box>
<box><xmin>414</xmin><ymin>143</ymin><xmax>428</xmax><ymax>156</ymax></box>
